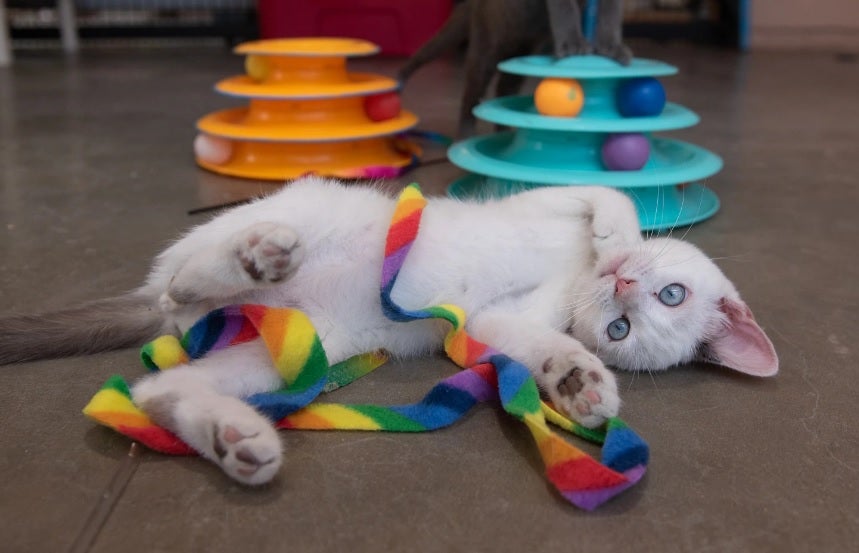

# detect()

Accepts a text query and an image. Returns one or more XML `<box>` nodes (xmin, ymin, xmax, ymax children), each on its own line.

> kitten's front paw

<box><xmin>234</xmin><ymin>223</ymin><xmax>303</xmax><ymax>284</ymax></box>
<box><xmin>542</xmin><ymin>351</ymin><xmax>619</xmax><ymax>428</ymax></box>
<box><xmin>209</xmin><ymin>415</ymin><xmax>283</xmax><ymax>486</ymax></box>
<box><xmin>586</xmin><ymin>189</ymin><xmax>642</xmax><ymax>260</ymax></box>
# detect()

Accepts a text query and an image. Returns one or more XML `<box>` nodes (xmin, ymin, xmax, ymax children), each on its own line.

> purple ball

<box><xmin>601</xmin><ymin>133</ymin><xmax>650</xmax><ymax>171</ymax></box>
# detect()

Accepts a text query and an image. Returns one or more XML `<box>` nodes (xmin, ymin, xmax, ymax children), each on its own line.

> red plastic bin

<box><xmin>257</xmin><ymin>0</ymin><xmax>453</xmax><ymax>56</ymax></box>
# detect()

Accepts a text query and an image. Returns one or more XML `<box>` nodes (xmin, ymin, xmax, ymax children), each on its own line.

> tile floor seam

<box><xmin>66</xmin><ymin>443</ymin><xmax>143</xmax><ymax>553</ymax></box>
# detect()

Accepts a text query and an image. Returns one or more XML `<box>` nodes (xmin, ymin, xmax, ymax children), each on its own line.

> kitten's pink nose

<box><xmin>615</xmin><ymin>278</ymin><xmax>636</xmax><ymax>296</ymax></box>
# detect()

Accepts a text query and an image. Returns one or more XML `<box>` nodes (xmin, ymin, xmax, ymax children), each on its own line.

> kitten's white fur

<box><xmin>127</xmin><ymin>176</ymin><xmax>777</xmax><ymax>485</ymax></box>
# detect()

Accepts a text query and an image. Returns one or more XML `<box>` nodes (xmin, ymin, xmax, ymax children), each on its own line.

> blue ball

<box><xmin>617</xmin><ymin>77</ymin><xmax>666</xmax><ymax>117</ymax></box>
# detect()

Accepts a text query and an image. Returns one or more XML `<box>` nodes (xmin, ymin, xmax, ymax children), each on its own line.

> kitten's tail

<box><xmin>397</xmin><ymin>0</ymin><xmax>471</xmax><ymax>83</ymax></box>
<box><xmin>0</xmin><ymin>294</ymin><xmax>169</xmax><ymax>366</ymax></box>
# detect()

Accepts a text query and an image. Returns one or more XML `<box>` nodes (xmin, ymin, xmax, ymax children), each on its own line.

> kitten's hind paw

<box><xmin>158</xmin><ymin>292</ymin><xmax>179</xmax><ymax>313</ymax></box>
<box><xmin>234</xmin><ymin>223</ymin><xmax>303</xmax><ymax>285</ymax></box>
<box><xmin>542</xmin><ymin>351</ymin><xmax>620</xmax><ymax>428</ymax></box>
<box><xmin>208</xmin><ymin>411</ymin><xmax>283</xmax><ymax>486</ymax></box>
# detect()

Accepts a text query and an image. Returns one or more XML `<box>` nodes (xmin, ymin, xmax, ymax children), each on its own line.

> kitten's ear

<box><xmin>701</xmin><ymin>298</ymin><xmax>779</xmax><ymax>377</ymax></box>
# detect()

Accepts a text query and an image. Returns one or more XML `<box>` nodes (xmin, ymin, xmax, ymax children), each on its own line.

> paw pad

<box><xmin>542</xmin><ymin>351</ymin><xmax>620</xmax><ymax>428</ymax></box>
<box><xmin>235</xmin><ymin>224</ymin><xmax>302</xmax><ymax>284</ymax></box>
<box><xmin>209</xmin><ymin>418</ymin><xmax>282</xmax><ymax>486</ymax></box>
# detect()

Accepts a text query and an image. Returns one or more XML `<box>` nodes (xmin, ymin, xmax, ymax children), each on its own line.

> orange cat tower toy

<box><xmin>194</xmin><ymin>38</ymin><xmax>421</xmax><ymax>180</ymax></box>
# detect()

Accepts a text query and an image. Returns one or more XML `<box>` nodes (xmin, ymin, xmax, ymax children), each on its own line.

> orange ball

<box><xmin>534</xmin><ymin>78</ymin><xmax>585</xmax><ymax>117</ymax></box>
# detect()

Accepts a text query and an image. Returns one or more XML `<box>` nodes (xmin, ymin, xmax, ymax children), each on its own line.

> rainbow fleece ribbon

<box><xmin>84</xmin><ymin>184</ymin><xmax>648</xmax><ymax>510</ymax></box>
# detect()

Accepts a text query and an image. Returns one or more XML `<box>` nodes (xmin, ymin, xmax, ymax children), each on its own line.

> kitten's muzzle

<box><xmin>614</xmin><ymin>278</ymin><xmax>637</xmax><ymax>297</ymax></box>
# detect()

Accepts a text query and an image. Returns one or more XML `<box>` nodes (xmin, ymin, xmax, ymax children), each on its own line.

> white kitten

<box><xmin>0</xmin><ymin>176</ymin><xmax>777</xmax><ymax>485</ymax></box>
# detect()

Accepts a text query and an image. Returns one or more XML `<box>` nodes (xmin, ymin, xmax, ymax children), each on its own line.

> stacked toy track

<box><xmin>194</xmin><ymin>38</ymin><xmax>420</xmax><ymax>180</ymax></box>
<box><xmin>447</xmin><ymin>55</ymin><xmax>723</xmax><ymax>231</ymax></box>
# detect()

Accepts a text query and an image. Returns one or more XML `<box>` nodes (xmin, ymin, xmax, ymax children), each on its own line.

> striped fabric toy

<box><xmin>84</xmin><ymin>184</ymin><xmax>648</xmax><ymax>510</ymax></box>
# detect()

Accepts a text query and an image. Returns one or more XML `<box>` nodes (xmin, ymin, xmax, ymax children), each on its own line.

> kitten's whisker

<box><xmin>560</xmin><ymin>289</ymin><xmax>604</xmax><ymax>309</ymax></box>
<box><xmin>562</xmin><ymin>291</ymin><xmax>600</xmax><ymax>304</ymax></box>
<box><xmin>560</xmin><ymin>296</ymin><xmax>598</xmax><ymax>313</ymax></box>
<box><xmin>651</xmin><ymin>229</ymin><xmax>678</xmax><ymax>265</ymax></box>
<box><xmin>563</xmin><ymin>304</ymin><xmax>597</xmax><ymax>320</ymax></box>
<box><xmin>651</xmin><ymin>254</ymin><xmax>705</xmax><ymax>270</ymax></box>
<box><xmin>651</xmin><ymin>253</ymin><xmax>750</xmax><ymax>275</ymax></box>
<box><xmin>645</xmin><ymin>186</ymin><xmax>658</xmax><ymax>241</ymax></box>
<box><xmin>644</xmin><ymin>187</ymin><xmax>659</xmax><ymax>241</ymax></box>
<box><xmin>665</xmin><ymin>184</ymin><xmax>687</xmax><ymax>241</ymax></box>
<box><xmin>561</xmin><ymin>298</ymin><xmax>601</xmax><ymax>329</ymax></box>
<box><xmin>594</xmin><ymin>305</ymin><xmax>608</xmax><ymax>357</ymax></box>
<box><xmin>647</xmin><ymin>188</ymin><xmax>681</xmax><ymax>265</ymax></box>
<box><xmin>561</xmin><ymin>290</ymin><xmax>599</xmax><ymax>300</ymax></box>
<box><xmin>647</xmin><ymin>368</ymin><xmax>664</xmax><ymax>402</ymax></box>
<box><xmin>674</xmin><ymin>186</ymin><xmax>706</xmax><ymax>244</ymax></box>
<box><xmin>658</xmin><ymin>185</ymin><xmax>666</xmax><ymax>239</ymax></box>
<box><xmin>567</xmin><ymin>304</ymin><xmax>593</xmax><ymax>326</ymax></box>
<box><xmin>627</xmin><ymin>189</ymin><xmax>653</xmax><ymax>241</ymax></box>
<box><xmin>707</xmin><ymin>254</ymin><xmax>751</xmax><ymax>263</ymax></box>
<box><xmin>561</xmin><ymin>293</ymin><xmax>599</xmax><ymax>309</ymax></box>
<box><xmin>649</xmin><ymin>184</ymin><xmax>703</xmax><ymax>267</ymax></box>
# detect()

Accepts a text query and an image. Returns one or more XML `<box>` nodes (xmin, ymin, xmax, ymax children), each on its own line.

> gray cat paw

<box><xmin>592</xmin><ymin>41</ymin><xmax>633</xmax><ymax>65</ymax></box>
<box><xmin>542</xmin><ymin>351</ymin><xmax>619</xmax><ymax>428</ymax></box>
<box><xmin>555</xmin><ymin>39</ymin><xmax>592</xmax><ymax>58</ymax></box>
<box><xmin>234</xmin><ymin>223</ymin><xmax>303</xmax><ymax>284</ymax></box>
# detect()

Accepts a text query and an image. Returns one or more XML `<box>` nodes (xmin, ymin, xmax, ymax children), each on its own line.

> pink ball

<box><xmin>194</xmin><ymin>134</ymin><xmax>233</xmax><ymax>165</ymax></box>
<box><xmin>601</xmin><ymin>133</ymin><xmax>650</xmax><ymax>171</ymax></box>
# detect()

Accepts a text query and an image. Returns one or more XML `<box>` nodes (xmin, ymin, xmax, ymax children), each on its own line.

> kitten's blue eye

<box><xmin>607</xmin><ymin>317</ymin><xmax>630</xmax><ymax>341</ymax></box>
<box><xmin>658</xmin><ymin>283</ymin><xmax>686</xmax><ymax>306</ymax></box>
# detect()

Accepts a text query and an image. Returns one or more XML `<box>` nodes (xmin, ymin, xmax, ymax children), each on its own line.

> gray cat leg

<box><xmin>492</xmin><ymin>72</ymin><xmax>527</xmax><ymax>132</ymax></box>
<box><xmin>458</xmin><ymin>45</ymin><xmax>500</xmax><ymax>137</ymax></box>
<box><xmin>592</xmin><ymin>0</ymin><xmax>632</xmax><ymax>64</ymax></box>
<box><xmin>495</xmin><ymin>68</ymin><xmax>526</xmax><ymax>99</ymax></box>
<box><xmin>398</xmin><ymin>1</ymin><xmax>470</xmax><ymax>83</ymax></box>
<box><xmin>546</xmin><ymin>0</ymin><xmax>590</xmax><ymax>57</ymax></box>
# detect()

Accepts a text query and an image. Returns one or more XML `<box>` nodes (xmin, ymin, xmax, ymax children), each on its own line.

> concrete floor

<box><xmin>1</xmin><ymin>41</ymin><xmax>857</xmax><ymax>553</ymax></box>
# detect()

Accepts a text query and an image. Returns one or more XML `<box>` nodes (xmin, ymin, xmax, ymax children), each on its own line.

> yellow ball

<box><xmin>245</xmin><ymin>55</ymin><xmax>269</xmax><ymax>81</ymax></box>
<box><xmin>534</xmin><ymin>78</ymin><xmax>585</xmax><ymax>117</ymax></box>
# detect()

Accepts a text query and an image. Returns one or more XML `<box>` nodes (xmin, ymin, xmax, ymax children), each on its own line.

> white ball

<box><xmin>194</xmin><ymin>134</ymin><xmax>233</xmax><ymax>165</ymax></box>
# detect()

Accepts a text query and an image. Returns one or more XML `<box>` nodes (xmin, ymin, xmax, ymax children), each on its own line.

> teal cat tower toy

<box><xmin>447</xmin><ymin>56</ymin><xmax>722</xmax><ymax>231</ymax></box>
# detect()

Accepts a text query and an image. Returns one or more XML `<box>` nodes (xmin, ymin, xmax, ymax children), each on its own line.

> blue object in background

<box><xmin>739</xmin><ymin>0</ymin><xmax>751</xmax><ymax>51</ymax></box>
<box><xmin>583</xmin><ymin>0</ymin><xmax>599</xmax><ymax>42</ymax></box>
<box><xmin>448</xmin><ymin>56</ymin><xmax>723</xmax><ymax>231</ymax></box>
<box><xmin>617</xmin><ymin>77</ymin><xmax>666</xmax><ymax>117</ymax></box>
